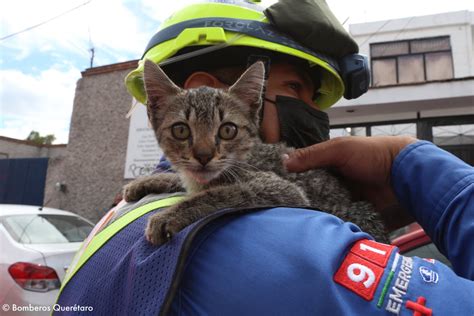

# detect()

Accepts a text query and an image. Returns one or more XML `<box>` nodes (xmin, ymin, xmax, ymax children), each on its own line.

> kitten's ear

<box><xmin>143</xmin><ymin>59</ymin><xmax>181</xmax><ymax>107</ymax></box>
<box><xmin>228</xmin><ymin>61</ymin><xmax>265</xmax><ymax>108</ymax></box>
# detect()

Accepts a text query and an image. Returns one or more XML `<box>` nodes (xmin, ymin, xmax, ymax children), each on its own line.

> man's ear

<box><xmin>184</xmin><ymin>72</ymin><xmax>226</xmax><ymax>89</ymax></box>
<box><xmin>228</xmin><ymin>61</ymin><xmax>265</xmax><ymax>108</ymax></box>
<box><xmin>143</xmin><ymin>59</ymin><xmax>181</xmax><ymax>107</ymax></box>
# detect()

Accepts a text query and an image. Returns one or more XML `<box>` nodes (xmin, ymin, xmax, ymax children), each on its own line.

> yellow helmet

<box><xmin>125</xmin><ymin>0</ymin><xmax>345</xmax><ymax>109</ymax></box>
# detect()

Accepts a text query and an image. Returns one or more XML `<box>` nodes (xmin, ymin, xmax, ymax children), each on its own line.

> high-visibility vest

<box><xmin>55</xmin><ymin>195</ymin><xmax>184</xmax><ymax>315</ymax></box>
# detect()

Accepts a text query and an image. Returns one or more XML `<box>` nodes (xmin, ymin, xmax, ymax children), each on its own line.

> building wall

<box><xmin>0</xmin><ymin>137</ymin><xmax>40</xmax><ymax>158</ymax></box>
<box><xmin>53</xmin><ymin>66</ymin><xmax>134</xmax><ymax>222</ymax></box>
<box><xmin>0</xmin><ymin>136</ymin><xmax>66</xmax><ymax>159</ymax></box>
<box><xmin>472</xmin><ymin>25</ymin><xmax>474</xmax><ymax>57</ymax></box>
<box><xmin>43</xmin><ymin>156</ymin><xmax>67</xmax><ymax>209</ymax></box>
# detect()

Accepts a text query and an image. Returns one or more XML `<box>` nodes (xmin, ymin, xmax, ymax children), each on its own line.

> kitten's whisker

<box><xmin>223</xmin><ymin>158</ymin><xmax>262</xmax><ymax>170</ymax></box>
<box><xmin>221</xmin><ymin>162</ymin><xmax>250</xmax><ymax>177</ymax></box>
<box><xmin>220</xmin><ymin>169</ymin><xmax>234</xmax><ymax>183</ymax></box>
<box><xmin>221</xmin><ymin>169</ymin><xmax>233</xmax><ymax>183</ymax></box>
<box><xmin>233</xmin><ymin>160</ymin><xmax>263</xmax><ymax>172</ymax></box>
<box><xmin>224</xmin><ymin>169</ymin><xmax>237</xmax><ymax>183</ymax></box>
<box><xmin>223</xmin><ymin>168</ymin><xmax>242</xmax><ymax>184</ymax></box>
<box><xmin>224</xmin><ymin>160</ymin><xmax>262</xmax><ymax>174</ymax></box>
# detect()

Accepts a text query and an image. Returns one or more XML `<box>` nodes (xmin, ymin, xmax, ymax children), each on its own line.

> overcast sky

<box><xmin>1</xmin><ymin>0</ymin><xmax>473</xmax><ymax>143</ymax></box>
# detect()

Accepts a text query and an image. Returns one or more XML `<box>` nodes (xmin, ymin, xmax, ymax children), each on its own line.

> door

<box><xmin>0</xmin><ymin>158</ymin><xmax>49</xmax><ymax>205</ymax></box>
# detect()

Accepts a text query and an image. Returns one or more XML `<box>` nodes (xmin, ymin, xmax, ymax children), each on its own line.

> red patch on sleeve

<box><xmin>350</xmin><ymin>239</ymin><xmax>394</xmax><ymax>268</ymax></box>
<box><xmin>334</xmin><ymin>252</ymin><xmax>384</xmax><ymax>301</ymax></box>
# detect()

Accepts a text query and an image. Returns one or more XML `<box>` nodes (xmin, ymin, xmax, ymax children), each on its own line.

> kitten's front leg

<box><xmin>123</xmin><ymin>173</ymin><xmax>184</xmax><ymax>202</ymax></box>
<box><xmin>146</xmin><ymin>172</ymin><xmax>309</xmax><ymax>245</ymax></box>
<box><xmin>145</xmin><ymin>191</ymin><xmax>235</xmax><ymax>245</ymax></box>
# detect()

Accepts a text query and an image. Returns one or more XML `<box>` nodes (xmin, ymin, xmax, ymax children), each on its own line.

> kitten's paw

<box><xmin>123</xmin><ymin>174</ymin><xmax>184</xmax><ymax>202</ymax></box>
<box><xmin>122</xmin><ymin>181</ymin><xmax>147</xmax><ymax>202</ymax></box>
<box><xmin>145</xmin><ymin>213</ymin><xmax>183</xmax><ymax>246</ymax></box>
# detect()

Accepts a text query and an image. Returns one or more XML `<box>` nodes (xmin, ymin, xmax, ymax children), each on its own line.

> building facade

<box><xmin>328</xmin><ymin>11</ymin><xmax>474</xmax><ymax>164</ymax></box>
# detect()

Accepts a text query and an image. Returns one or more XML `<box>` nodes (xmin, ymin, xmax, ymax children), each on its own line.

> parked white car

<box><xmin>0</xmin><ymin>204</ymin><xmax>94</xmax><ymax>315</ymax></box>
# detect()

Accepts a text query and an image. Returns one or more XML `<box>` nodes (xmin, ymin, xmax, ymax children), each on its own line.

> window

<box><xmin>2</xmin><ymin>215</ymin><xmax>93</xmax><ymax>244</ymax></box>
<box><xmin>371</xmin><ymin>123</ymin><xmax>417</xmax><ymax>137</ymax></box>
<box><xmin>433</xmin><ymin>124</ymin><xmax>474</xmax><ymax>146</ymax></box>
<box><xmin>370</xmin><ymin>36</ymin><xmax>453</xmax><ymax>87</ymax></box>
<box><xmin>330</xmin><ymin>127</ymin><xmax>366</xmax><ymax>138</ymax></box>
<box><xmin>331</xmin><ymin>117</ymin><xmax>474</xmax><ymax>165</ymax></box>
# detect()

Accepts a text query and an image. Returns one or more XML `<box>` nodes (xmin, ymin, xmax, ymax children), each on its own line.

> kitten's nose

<box><xmin>193</xmin><ymin>149</ymin><xmax>214</xmax><ymax>166</ymax></box>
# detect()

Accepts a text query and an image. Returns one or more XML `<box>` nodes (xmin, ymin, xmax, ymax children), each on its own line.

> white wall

<box><xmin>350</xmin><ymin>11</ymin><xmax>474</xmax><ymax>77</ymax></box>
<box><xmin>0</xmin><ymin>136</ymin><xmax>66</xmax><ymax>159</ymax></box>
<box><xmin>329</xmin><ymin>11</ymin><xmax>474</xmax><ymax>125</ymax></box>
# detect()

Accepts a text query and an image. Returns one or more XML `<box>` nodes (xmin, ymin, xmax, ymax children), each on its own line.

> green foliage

<box><xmin>26</xmin><ymin>131</ymin><xmax>56</xmax><ymax>145</ymax></box>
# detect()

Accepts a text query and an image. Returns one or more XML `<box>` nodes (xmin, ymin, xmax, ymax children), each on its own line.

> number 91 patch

<box><xmin>334</xmin><ymin>239</ymin><xmax>395</xmax><ymax>301</ymax></box>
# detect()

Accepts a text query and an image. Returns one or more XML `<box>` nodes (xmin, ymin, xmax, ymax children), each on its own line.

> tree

<box><xmin>26</xmin><ymin>131</ymin><xmax>56</xmax><ymax>145</ymax></box>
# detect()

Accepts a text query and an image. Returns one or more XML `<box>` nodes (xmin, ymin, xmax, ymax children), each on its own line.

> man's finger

<box><xmin>284</xmin><ymin>138</ymin><xmax>349</xmax><ymax>172</ymax></box>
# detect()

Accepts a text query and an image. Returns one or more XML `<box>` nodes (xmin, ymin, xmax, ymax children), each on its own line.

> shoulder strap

<box><xmin>158</xmin><ymin>205</ymin><xmax>272</xmax><ymax>315</ymax></box>
<box><xmin>58</xmin><ymin>196</ymin><xmax>184</xmax><ymax>296</ymax></box>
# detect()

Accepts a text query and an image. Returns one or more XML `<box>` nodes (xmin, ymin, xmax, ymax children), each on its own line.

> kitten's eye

<box><xmin>171</xmin><ymin>123</ymin><xmax>191</xmax><ymax>140</ymax></box>
<box><xmin>218</xmin><ymin>123</ymin><xmax>238</xmax><ymax>140</ymax></box>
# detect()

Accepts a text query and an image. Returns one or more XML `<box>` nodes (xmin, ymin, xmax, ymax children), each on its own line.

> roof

<box><xmin>82</xmin><ymin>60</ymin><xmax>138</xmax><ymax>77</ymax></box>
<box><xmin>0</xmin><ymin>135</ymin><xmax>67</xmax><ymax>147</ymax></box>
<box><xmin>350</xmin><ymin>10</ymin><xmax>473</xmax><ymax>36</ymax></box>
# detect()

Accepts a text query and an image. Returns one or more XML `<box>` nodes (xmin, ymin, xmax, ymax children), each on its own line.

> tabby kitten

<box><xmin>123</xmin><ymin>60</ymin><xmax>388</xmax><ymax>245</ymax></box>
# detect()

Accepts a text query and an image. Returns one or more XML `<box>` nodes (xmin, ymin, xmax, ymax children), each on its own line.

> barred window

<box><xmin>433</xmin><ymin>124</ymin><xmax>474</xmax><ymax>146</ymax></box>
<box><xmin>370</xmin><ymin>36</ymin><xmax>453</xmax><ymax>87</ymax></box>
<box><xmin>330</xmin><ymin>127</ymin><xmax>366</xmax><ymax>138</ymax></box>
<box><xmin>371</xmin><ymin>123</ymin><xmax>417</xmax><ymax>137</ymax></box>
<box><xmin>371</xmin><ymin>41</ymin><xmax>409</xmax><ymax>57</ymax></box>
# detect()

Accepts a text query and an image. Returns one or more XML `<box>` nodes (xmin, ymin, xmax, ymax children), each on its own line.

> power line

<box><xmin>391</xmin><ymin>16</ymin><xmax>414</xmax><ymax>42</ymax></box>
<box><xmin>0</xmin><ymin>0</ymin><xmax>92</xmax><ymax>41</ymax></box>
<box><xmin>342</xmin><ymin>16</ymin><xmax>350</xmax><ymax>26</ymax></box>
<box><xmin>368</xmin><ymin>16</ymin><xmax>416</xmax><ymax>86</ymax></box>
<box><xmin>359</xmin><ymin>18</ymin><xmax>392</xmax><ymax>47</ymax></box>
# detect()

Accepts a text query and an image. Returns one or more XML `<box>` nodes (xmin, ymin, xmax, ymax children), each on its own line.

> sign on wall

<box><xmin>124</xmin><ymin>101</ymin><xmax>163</xmax><ymax>179</ymax></box>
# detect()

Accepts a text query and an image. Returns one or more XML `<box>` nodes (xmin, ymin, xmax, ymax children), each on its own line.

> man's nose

<box><xmin>193</xmin><ymin>148</ymin><xmax>215</xmax><ymax>166</ymax></box>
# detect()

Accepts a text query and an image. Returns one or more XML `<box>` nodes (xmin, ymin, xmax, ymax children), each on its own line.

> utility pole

<box><xmin>88</xmin><ymin>25</ymin><xmax>95</xmax><ymax>68</ymax></box>
<box><xmin>89</xmin><ymin>47</ymin><xmax>95</xmax><ymax>68</ymax></box>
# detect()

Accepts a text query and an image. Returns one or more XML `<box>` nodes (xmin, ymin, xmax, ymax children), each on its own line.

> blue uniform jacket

<box><xmin>56</xmin><ymin>141</ymin><xmax>474</xmax><ymax>315</ymax></box>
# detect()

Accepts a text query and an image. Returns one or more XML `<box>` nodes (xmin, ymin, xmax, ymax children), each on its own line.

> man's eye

<box><xmin>171</xmin><ymin>123</ymin><xmax>191</xmax><ymax>140</ymax></box>
<box><xmin>287</xmin><ymin>81</ymin><xmax>302</xmax><ymax>91</ymax></box>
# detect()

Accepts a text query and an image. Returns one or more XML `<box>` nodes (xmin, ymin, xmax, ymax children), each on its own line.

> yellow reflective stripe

<box><xmin>58</xmin><ymin>196</ymin><xmax>183</xmax><ymax>295</ymax></box>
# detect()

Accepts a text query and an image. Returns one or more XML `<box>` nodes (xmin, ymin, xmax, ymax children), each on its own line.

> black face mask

<box><xmin>265</xmin><ymin>95</ymin><xmax>330</xmax><ymax>149</ymax></box>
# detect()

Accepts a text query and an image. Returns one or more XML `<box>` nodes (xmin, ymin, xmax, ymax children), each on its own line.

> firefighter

<box><xmin>55</xmin><ymin>1</ymin><xmax>474</xmax><ymax>315</ymax></box>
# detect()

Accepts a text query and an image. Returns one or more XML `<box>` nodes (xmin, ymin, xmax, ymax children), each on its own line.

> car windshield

<box><xmin>2</xmin><ymin>214</ymin><xmax>93</xmax><ymax>244</ymax></box>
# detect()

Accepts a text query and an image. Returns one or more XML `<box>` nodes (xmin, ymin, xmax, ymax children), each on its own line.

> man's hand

<box><xmin>284</xmin><ymin>136</ymin><xmax>417</xmax><ymax>230</ymax></box>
